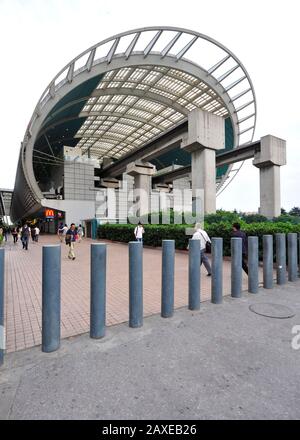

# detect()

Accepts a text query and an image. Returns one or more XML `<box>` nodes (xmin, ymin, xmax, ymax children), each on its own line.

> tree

<box><xmin>289</xmin><ymin>207</ymin><xmax>300</xmax><ymax>216</ymax></box>
<box><xmin>281</xmin><ymin>207</ymin><xmax>287</xmax><ymax>215</ymax></box>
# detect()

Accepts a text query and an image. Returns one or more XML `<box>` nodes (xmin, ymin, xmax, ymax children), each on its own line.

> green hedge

<box><xmin>97</xmin><ymin>221</ymin><xmax>300</xmax><ymax>256</ymax></box>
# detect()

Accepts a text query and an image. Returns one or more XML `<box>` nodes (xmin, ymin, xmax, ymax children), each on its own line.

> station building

<box><xmin>11</xmin><ymin>27</ymin><xmax>286</xmax><ymax>235</ymax></box>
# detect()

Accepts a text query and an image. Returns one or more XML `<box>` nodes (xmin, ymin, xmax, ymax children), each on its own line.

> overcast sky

<box><xmin>0</xmin><ymin>0</ymin><xmax>299</xmax><ymax>211</ymax></box>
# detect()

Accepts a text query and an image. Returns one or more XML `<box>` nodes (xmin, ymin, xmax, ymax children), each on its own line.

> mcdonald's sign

<box><xmin>45</xmin><ymin>209</ymin><xmax>55</xmax><ymax>218</ymax></box>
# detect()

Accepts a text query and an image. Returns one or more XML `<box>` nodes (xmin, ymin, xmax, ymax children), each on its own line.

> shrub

<box><xmin>273</xmin><ymin>214</ymin><xmax>300</xmax><ymax>224</ymax></box>
<box><xmin>240</xmin><ymin>213</ymin><xmax>268</xmax><ymax>223</ymax></box>
<box><xmin>98</xmin><ymin>223</ymin><xmax>189</xmax><ymax>249</ymax></box>
<box><xmin>204</xmin><ymin>210</ymin><xmax>240</xmax><ymax>224</ymax></box>
<box><xmin>97</xmin><ymin>221</ymin><xmax>300</xmax><ymax>258</ymax></box>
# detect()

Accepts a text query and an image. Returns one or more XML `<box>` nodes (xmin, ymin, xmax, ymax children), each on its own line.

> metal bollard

<box><xmin>263</xmin><ymin>235</ymin><xmax>273</xmax><ymax>289</ymax></box>
<box><xmin>42</xmin><ymin>245</ymin><xmax>61</xmax><ymax>353</ymax></box>
<box><xmin>211</xmin><ymin>238</ymin><xmax>223</xmax><ymax>304</ymax></box>
<box><xmin>161</xmin><ymin>240</ymin><xmax>175</xmax><ymax>318</ymax></box>
<box><xmin>298</xmin><ymin>233</ymin><xmax>300</xmax><ymax>277</ymax></box>
<box><xmin>90</xmin><ymin>244</ymin><xmax>107</xmax><ymax>338</ymax></box>
<box><xmin>298</xmin><ymin>233</ymin><xmax>300</xmax><ymax>278</ymax></box>
<box><xmin>248</xmin><ymin>237</ymin><xmax>259</xmax><ymax>293</ymax></box>
<box><xmin>275</xmin><ymin>233</ymin><xmax>286</xmax><ymax>285</ymax></box>
<box><xmin>129</xmin><ymin>242</ymin><xmax>143</xmax><ymax>328</ymax></box>
<box><xmin>231</xmin><ymin>237</ymin><xmax>242</xmax><ymax>298</ymax></box>
<box><xmin>288</xmin><ymin>233</ymin><xmax>298</xmax><ymax>282</ymax></box>
<box><xmin>0</xmin><ymin>249</ymin><xmax>4</xmax><ymax>366</ymax></box>
<box><xmin>188</xmin><ymin>239</ymin><xmax>201</xmax><ymax>310</ymax></box>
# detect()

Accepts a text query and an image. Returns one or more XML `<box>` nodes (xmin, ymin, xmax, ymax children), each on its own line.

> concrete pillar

<box><xmin>253</xmin><ymin>135</ymin><xmax>286</xmax><ymax>219</ymax></box>
<box><xmin>100</xmin><ymin>177</ymin><xmax>120</xmax><ymax>189</ymax></box>
<box><xmin>181</xmin><ymin>109</ymin><xmax>225</xmax><ymax>214</ymax></box>
<box><xmin>126</xmin><ymin>160</ymin><xmax>156</xmax><ymax>217</ymax></box>
<box><xmin>154</xmin><ymin>183</ymin><xmax>171</xmax><ymax>193</ymax></box>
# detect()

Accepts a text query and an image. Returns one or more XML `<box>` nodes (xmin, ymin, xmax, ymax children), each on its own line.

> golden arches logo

<box><xmin>45</xmin><ymin>209</ymin><xmax>55</xmax><ymax>217</ymax></box>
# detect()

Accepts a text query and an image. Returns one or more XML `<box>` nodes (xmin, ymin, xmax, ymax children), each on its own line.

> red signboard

<box><xmin>45</xmin><ymin>209</ymin><xmax>55</xmax><ymax>218</ymax></box>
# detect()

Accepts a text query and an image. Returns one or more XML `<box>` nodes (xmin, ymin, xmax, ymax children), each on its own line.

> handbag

<box><xmin>205</xmin><ymin>241</ymin><xmax>211</xmax><ymax>253</ymax></box>
<box><xmin>199</xmin><ymin>232</ymin><xmax>211</xmax><ymax>253</ymax></box>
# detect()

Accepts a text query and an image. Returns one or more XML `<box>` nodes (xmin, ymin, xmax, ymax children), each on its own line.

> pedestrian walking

<box><xmin>12</xmin><ymin>227</ymin><xmax>18</xmax><ymax>244</ymax></box>
<box><xmin>134</xmin><ymin>222</ymin><xmax>145</xmax><ymax>243</ymax></box>
<box><xmin>232</xmin><ymin>222</ymin><xmax>248</xmax><ymax>275</ymax></box>
<box><xmin>17</xmin><ymin>226</ymin><xmax>22</xmax><ymax>242</ymax></box>
<box><xmin>31</xmin><ymin>226</ymin><xmax>36</xmax><ymax>243</ymax></box>
<box><xmin>65</xmin><ymin>223</ymin><xmax>76</xmax><ymax>260</ymax></box>
<box><xmin>77</xmin><ymin>224</ymin><xmax>84</xmax><ymax>242</ymax></box>
<box><xmin>21</xmin><ymin>224</ymin><xmax>30</xmax><ymax>250</ymax></box>
<box><xmin>57</xmin><ymin>222</ymin><xmax>64</xmax><ymax>242</ymax></box>
<box><xmin>190</xmin><ymin>223</ymin><xmax>212</xmax><ymax>276</ymax></box>
<box><xmin>34</xmin><ymin>225</ymin><xmax>40</xmax><ymax>242</ymax></box>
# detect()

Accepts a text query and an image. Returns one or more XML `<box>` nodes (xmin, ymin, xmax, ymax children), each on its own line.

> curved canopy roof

<box><xmin>12</xmin><ymin>26</ymin><xmax>257</xmax><ymax>221</ymax></box>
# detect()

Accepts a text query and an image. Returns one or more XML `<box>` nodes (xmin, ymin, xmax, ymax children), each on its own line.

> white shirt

<box><xmin>191</xmin><ymin>229</ymin><xmax>211</xmax><ymax>250</ymax></box>
<box><xmin>134</xmin><ymin>226</ymin><xmax>144</xmax><ymax>239</ymax></box>
<box><xmin>35</xmin><ymin>227</ymin><xmax>40</xmax><ymax>235</ymax></box>
<box><xmin>62</xmin><ymin>226</ymin><xmax>68</xmax><ymax>235</ymax></box>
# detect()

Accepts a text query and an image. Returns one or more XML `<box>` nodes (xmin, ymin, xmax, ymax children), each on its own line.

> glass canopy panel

<box><xmin>73</xmin><ymin>65</ymin><xmax>229</xmax><ymax>162</ymax></box>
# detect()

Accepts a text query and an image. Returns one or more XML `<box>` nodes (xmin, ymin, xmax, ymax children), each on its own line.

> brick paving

<box><xmin>3</xmin><ymin>234</ymin><xmax>262</xmax><ymax>354</ymax></box>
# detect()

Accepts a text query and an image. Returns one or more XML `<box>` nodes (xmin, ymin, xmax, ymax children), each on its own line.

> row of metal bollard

<box><xmin>39</xmin><ymin>232</ymin><xmax>300</xmax><ymax>354</ymax></box>
<box><xmin>0</xmin><ymin>233</ymin><xmax>299</xmax><ymax>365</ymax></box>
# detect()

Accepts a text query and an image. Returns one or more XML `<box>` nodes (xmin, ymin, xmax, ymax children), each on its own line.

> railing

<box><xmin>0</xmin><ymin>233</ymin><xmax>299</xmax><ymax>365</ymax></box>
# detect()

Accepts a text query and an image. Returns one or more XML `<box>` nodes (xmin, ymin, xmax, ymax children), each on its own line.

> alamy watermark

<box><xmin>0</xmin><ymin>325</ymin><xmax>5</xmax><ymax>350</ymax></box>
<box><xmin>95</xmin><ymin>187</ymin><xmax>205</xmax><ymax>235</ymax></box>
<box><xmin>291</xmin><ymin>325</ymin><xmax>300</xmax><ymax>350</ymax></box>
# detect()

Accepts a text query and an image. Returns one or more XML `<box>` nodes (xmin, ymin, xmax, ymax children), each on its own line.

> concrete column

<box><xmin>154</xmin><ymin>183</ymin><xmax>171</xmax><ymax>193</ymax></box>
<box><xmin>191</xmin><ymin>148</ymin><xmax>217</xmax><ymax>213</ymax></box>
<box><xmin>253</xmin><ymin>135</ymin><xmax>286</xmax><ymax>219</ymax></box>
<box><xmin>181</xmin><ymin>109</ymin><xmax>225</xmax><ymax>214</ymax></box>
<box><xmin>100</xmin><ymin>177</ymin><xmax>119</xmax><ymax>189</ymax></box>
<box><xmin>126</xmin><ymin>160</ymin><xmax>156</xmax><ymax>217</ymax></box>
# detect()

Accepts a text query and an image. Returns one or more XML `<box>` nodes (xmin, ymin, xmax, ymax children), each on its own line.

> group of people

<box><xmin>134</xmin><ymin>221</ymin><xmax>249</xmax><ymax>276</ymax></box>
<box><xmin>57</xmin><ymin>222</ymin><xmax>84</xmax><ymax>261</ymax></box>
<box><xmin>0</xmin><ymin>224</ymin><xmax>40</xmax><ymax>250</ymax></box>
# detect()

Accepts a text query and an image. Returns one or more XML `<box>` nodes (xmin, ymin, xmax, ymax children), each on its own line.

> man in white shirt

<box><xmin>191</xmin><ymin>223</ymin><xmax>212</xmax><ymax>276</ymax></box>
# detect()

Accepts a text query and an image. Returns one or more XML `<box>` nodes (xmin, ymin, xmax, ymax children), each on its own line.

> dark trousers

<box><xmin>242</xmin><ymin>254</ymin><xmax>248</xmax><ymax>275</ymax></box>
<box><xmin>22</xmin><ymin>237</ymin><xmax>29</xmax><ymax>250</ymax></box>
<box><xmin>13</xmin><ymin>235</ymin><xmax>18</xmax><ymax>243</ymax></box>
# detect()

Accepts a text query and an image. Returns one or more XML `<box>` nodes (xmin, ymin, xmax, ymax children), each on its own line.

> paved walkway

<box><xmin>1</xmin><ymin>281</ymin><xmax>299</xmax><ymax>420</ymax></box>
<box><xmin>3</xmin><ymin>234</ymin><xmax>259</xmax><ymax>353</ymax></box>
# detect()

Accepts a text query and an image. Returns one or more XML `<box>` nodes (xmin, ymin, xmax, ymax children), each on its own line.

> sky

<box><xmin>0</xmin><ymin>0</ymin><xmax>299</xmax><ymax>212</ymax></box>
